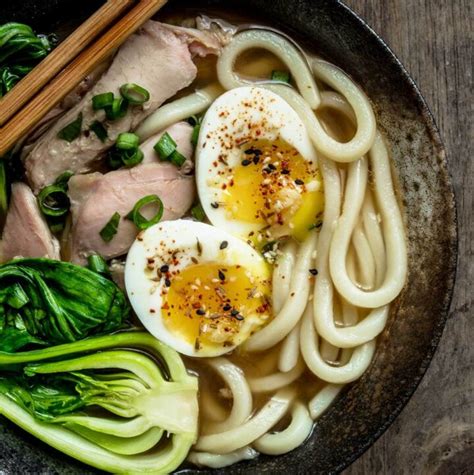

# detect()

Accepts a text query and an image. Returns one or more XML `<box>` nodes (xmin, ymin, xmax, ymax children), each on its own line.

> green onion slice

<box><xmin>116</xmin><ymin>132</ymin><xmax>139</xmax><ymax>150</ymax></box>
<box><xmin>154</xmin><ymin>132</ymin><xmax>176</xmax><ymax>160</ymax></box>
<box><xmin>191</xmin><ymin>123</ymin><xmax>201</xmax><ymax>147</ymax></box>
<box><xmin>90</xmin><ymin>121</ymin><xmax>108</xmax><ymax>142</ymax></box>
<box><xmin>0</xmin><ymin>160</ymin><xmax>8</xmax><ymax>223</ymax></box>
<box><xmin>126</xmin><ymin>195</ymin><xmax>163</xmax><ymax>230</ymax></box>
<box><xmin>54</xmin><ymin>170</ymin><xmax>74</xmax><ymax>189</ymax></box>
<box><xmin>92</xmin><ymin>92</ymin><xmax>114</xmax><ymax>111</ymax></box>
<box><xmin>87</xmin><ymin>254</ymin><xmax>110</xmax><ymax>276</ymax></box>
<box><xmin>191</xmin><ymin>202</ymin><xmax>206</xmax><ymax>222</ymax></box>
<box><xmin>271</xmin><ymin>70</ymin><xmax>291</xmax><ymax>83</ymax></box>
<box><xmin>169</xmin><ymin>150</ymin><xmax>186</xmax><ymax>167</ymax></box>
<box><xmin>105</xmin><ymin>98</ymin><xmax>128</xmax><ymax>120</ymax></box>
<box><xmin>121</xmin><ymin>148</ymin><xmax>144</xmax><ymax>167</ymax></box>
<box><xmin>57</xmin><ymin>113</ymin><xmax>83</xmax><ymax>142</ymax></box>
<box><xmin>37</xmin><ymin>185</ymin><xmax>70</xmax><ymax>217</ymax></box>
<box><xmin>120</xmin><ymin>83</ymin><xmax>150</xmax><ymax>105</ymax></box>
<box><xmin>99</xmin><ymin>212</ymin><xmax>121</xmax><ymax>242</ymax></box>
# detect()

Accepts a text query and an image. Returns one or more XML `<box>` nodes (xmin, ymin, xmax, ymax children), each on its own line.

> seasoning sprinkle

<box><xmin>309</xmin><ymin>268</ymin><xmax>319</xmax><ymax>276</ymax></box>
<box><xmin>219</xmin><ymin>240</ymin><xmax>228</xmax><ymax>250</ymax></box>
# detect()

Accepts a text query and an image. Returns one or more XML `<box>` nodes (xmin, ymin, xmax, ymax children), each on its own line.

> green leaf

<box><xmin>0</xmin><ymin>258</ymin><xmax>129</xmax><ymax>351</ymax></box>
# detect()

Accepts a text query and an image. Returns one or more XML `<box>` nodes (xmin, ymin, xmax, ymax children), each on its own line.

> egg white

<box><xmin>125</xmin><ymin>219</ymin><xmax>270</xmax><ymax>357</ymax></box>
<box><xmin>196</xmin><ymin>86</ymin><xmax>318</xmax><ymax>237</ymax></box>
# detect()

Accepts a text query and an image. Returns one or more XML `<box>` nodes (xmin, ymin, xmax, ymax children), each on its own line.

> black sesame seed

<box><xmin>241</xmin><ymin>159</ymin><xmax>251</xmax><ymax>166</ymax></box>
<box><xmin>253</xmin><ymin>156</ymin><xmax>260</xmax><ymax>165</ymax></box>
<box><xmin>211</xmin><ymin>202</ymin><xmax>219</xmax><ymax>209</ymax></box>
<box><xmin>160</xmin><ymin>264</ymin><xmax>169</xmax><ymax>273</ymax></box>
<box><xmin>309</xmin><ymin>268</ymin><xmax>318</xmax><ymax>275</ymax></box>
<box><xmin>295</xmin><ymin>179</ymin><xmax>304</xmax><ymax>185</ymax></box>
<box><xmin>165</xmin><ymin>278</ymin><xmax>171</xmax><ymax>287</ymax></box>
<box><xmin>230</xmin><ymin>309</ymin><xmax>239</xmax><ymax>316</ymax></box>
<box><xmin>267</xmin><ymin>163</ymin><xmax>276</xmax><ymax>171</ymax></box>
<box><xmin>218</xmin><ymin>270</ymin><xmax>226</xmax><ymax>281</ymax></box>
<box><xmin>196</xmin><ymin>308</ymin><xmax>206</xmax><ymax>315</ymax></box>
<box><xmin>281</xmin><ymin>169</ymin><xmax>290</xmax><ymax>175</ymax></box>
<box><xmin>219</xmin><ymin>241</ymin><xmax>228</xmax><ymax>250</ymax></box>
<box><xmin>223</xmin><ymin>303</ymin><xmax>231</xmax><ymax>311</ymax></box>
<box><xmin>235</xmin><ymin>314</ymin><xmax>244</xmax><ymax>321</ymax></box>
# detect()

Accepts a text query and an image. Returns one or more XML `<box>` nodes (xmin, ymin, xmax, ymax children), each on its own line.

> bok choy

<box><xmin>0</xmin><ymin>258</ymin><xmax>129</xmax><ymax>351</ymax></box>
<box><xmin>0</xmin><ymin>23</ymin><xmax>54</xmax><ymax>97</ymax></box>
<box><xmin>0</xmin><ymin>332</ymin><xmax>199</xmax><ymax>474</ymax></box>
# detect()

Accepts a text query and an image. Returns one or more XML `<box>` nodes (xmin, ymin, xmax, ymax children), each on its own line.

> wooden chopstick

<box><xmin>0</xmin><ymin>0</ymin><xmax>167</xmax><ymax>157</ymax></box>
<box><xmin>0</xmin><ymin>0</ymin><xmax>136</xmax><ymax>127</ymax></box>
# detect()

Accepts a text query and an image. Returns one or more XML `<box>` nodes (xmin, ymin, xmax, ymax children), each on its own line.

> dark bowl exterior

<box><xmin>0</xmin><ymin>1</ymin><xmax>457</xmax><ymax>474</ymax></box>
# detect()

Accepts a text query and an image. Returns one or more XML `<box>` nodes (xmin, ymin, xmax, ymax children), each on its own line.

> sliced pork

<box><xmin>68</xmin><ymin>164</ymin><xmax>195</xmax><ymax>264</ymax></box>
<box><xmin>1</xmin><ymin>183</ymin><xmax>60</xmax><ymax>262</ymax></box>
<box><xmin>24</xmin><ymin>21</ymin><xmax>220</xmax><ymax>193</ymax></box>
<box><xmin>68</xmin><ymin>122</ymin><xmax>195</xmax><ymax>264</ymax></box>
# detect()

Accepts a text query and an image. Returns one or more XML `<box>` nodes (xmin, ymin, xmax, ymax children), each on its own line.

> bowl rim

<box><xmin>330</xmin><ymin>0</ymin><xmax>458</xmax><ymax>470</ymax></box>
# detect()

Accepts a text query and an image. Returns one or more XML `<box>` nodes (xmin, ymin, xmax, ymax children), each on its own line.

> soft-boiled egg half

<box><xmin>196</xmin><ymin>86</ymin><xmax>324</xmax><ymax>242</ymax></box>
<box><xmin>125</xmin><ymin>220</ymin><xmax>272</xmax><ymax>357</ymax></box>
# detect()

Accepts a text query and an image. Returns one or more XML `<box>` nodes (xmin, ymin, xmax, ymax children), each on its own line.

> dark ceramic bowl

<box><xmin>0</xmin><ymin>1</ymin><xmax>457</xmax><ymax>474</ymax></box>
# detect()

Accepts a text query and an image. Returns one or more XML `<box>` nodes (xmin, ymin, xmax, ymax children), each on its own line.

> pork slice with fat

<box><xmin>1</xmin><ymin>183</ymin><xmax>60</xmax><ymax>262</ymax></box>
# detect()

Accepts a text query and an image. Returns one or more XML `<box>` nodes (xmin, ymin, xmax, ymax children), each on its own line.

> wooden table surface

<box><xmin>341</xmin><ymin>1</ymin><xmax>473</xmax><ymax>473</ymax></box>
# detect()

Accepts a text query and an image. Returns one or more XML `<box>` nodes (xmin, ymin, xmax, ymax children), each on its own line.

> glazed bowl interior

<box><xmin>0</xmin><ymin>1</ymin><xmax>457</xmax><ymax>473</ymax></box>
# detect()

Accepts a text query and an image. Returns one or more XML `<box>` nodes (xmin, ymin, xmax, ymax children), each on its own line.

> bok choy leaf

<box><xmin>0</xmin><ymin>258</ymin><xmax>129</xmax><ymax>351</ymax></box>
<box><xmin>0</xmin><ymin>332</ymin><xmax>198</xmax><ymax>474</ymax></box>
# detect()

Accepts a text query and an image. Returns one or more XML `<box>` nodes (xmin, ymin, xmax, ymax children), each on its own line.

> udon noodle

<box><xmin>134</xmin><ymin>24</ymin><xmax>407</xmax><ymax>467</ymax></box>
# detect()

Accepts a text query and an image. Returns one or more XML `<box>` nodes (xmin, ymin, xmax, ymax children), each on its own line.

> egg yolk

<box><xmin>223</xmin><ymin>139</ymin><xmax>324</xmax><ymax>240</ymax></box>
<box><xmin>161</xmin><ymin>263</ymin><xmax>271</xmax><ymax>351</ymax></box>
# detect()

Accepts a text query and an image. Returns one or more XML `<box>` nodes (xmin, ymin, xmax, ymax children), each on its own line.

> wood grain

<box><xmin>342</xmin><ymin>0</ymin><xmax>473</xmax><ymax>473</ymax></box>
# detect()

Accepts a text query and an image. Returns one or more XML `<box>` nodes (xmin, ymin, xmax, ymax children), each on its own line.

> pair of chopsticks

<box><xmin>0</xmin><ymin>0</ymin><xmax>167</xmax><ymax>157</ymax></box>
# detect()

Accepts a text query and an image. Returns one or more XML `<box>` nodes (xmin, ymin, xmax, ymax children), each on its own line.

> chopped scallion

<box><xmin>116</xmin><ymin>132</ymin><xmax>139</xmax><ymax>150</ymax></box>
<box><xmin>154</xmin><ymin>132</ymin><xmax>176</xmax><ymax>160</ymax></box>
<box><xmin>54</xmin><ymin>170</ymin><xmax>73</xmax><ymax>189</ymax></box>
<box><xmin>191</xmin><ymin>202</ymin><xmax>206</xmax><ymax>221</ymax></box>
<box><xmin>99</xmin><ymin>212</ymin><xmax>121</xmax><ymax>242</ymax></box>
<box><xmin>120</xmin><ymin>83</ymin><xmax>150</xmax><ymax>105</ymax></box>
<box><xmin>90</xmin><ymin>121</ymin><xmax>108</xmax><ymax>142</ymax></box>
<box><xmin>57</xmin><ymin>113</ymin><xmax>82</xmax><ymax>142</ymax></box>
<box><xmin>126</xmin><ymin>195</ymin><xmax>163</xmax><ymax>230</ymax></box>
<box><xmin>92</xmin><ymin>92</ymin><xmax>114</xmax><ymax>111</ymax></box>
<box><xmin>121</xmin><ymin>148</ymin><xmax>144</xmax><ymax>167</ymax></box>
<box><xmin>271</xmin><ymin>70</ymin><xmax>291</xmax><ymax>83</ymax></box>
<box><xmin>37</xmin><ymin>185</ymin><xmax>70</xmax><ymax>217</ymax></box>
<box><xmin>105</xmin><ymin>97</ymin><xmax>128</xmax><ymax>120</ymax></box>
<box><xmin>87</xmin><ymin>254</ymin><xmax>110</xmax><ymax>276</ymax></box>
<box><xmin>169</xmin><ymin>150</ymin><xmax>186</xmax><ymax>167</ymax></box>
